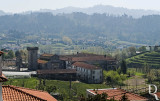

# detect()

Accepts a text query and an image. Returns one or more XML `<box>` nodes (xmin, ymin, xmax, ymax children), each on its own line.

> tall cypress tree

<box><xmin>121</xmin><ymin>60</ymin><xmax>127</xmax><ymax>74</ymax></box>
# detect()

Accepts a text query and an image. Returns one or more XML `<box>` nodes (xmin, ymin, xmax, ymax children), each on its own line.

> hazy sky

<box><xmin>1</xmin><ymin>0</ymin><xmax>160</xmax><ymax>13</ymax></box>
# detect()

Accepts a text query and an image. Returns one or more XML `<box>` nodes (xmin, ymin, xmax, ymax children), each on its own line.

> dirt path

<box><xmin>124</xmin><ymin>76</ymin><xmax>146</xmax><ymax>86</ymax></box>
<box><xmin>122</xmin><ymin>76</ymin><xmax>148</xmax><ymax>93</ymax></box>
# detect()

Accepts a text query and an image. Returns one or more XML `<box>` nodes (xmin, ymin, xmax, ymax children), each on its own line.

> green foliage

<box><xmin>45</xmin><ymin>85</ymin><xmax>57</xmax><ymax>93</ymax></box>
<box><xmin>126</xmin><ymin>51</ymin><xmax>160</xmax><ymax>68</ymax></box>
<box><xmin>128</xmin><ymin>47</ymin><xmax>136</xmax><ymax>56</ymax></box>
<box><xmin>4</xmin><ymin>78</ymin><xmax>110</xmax><ymax>101</ymax></box>
<box><xmin>0</xmin><ymin>13</ymin><xmax>160</xmax><ymax>46</ymax></box>
<box><xmin>105</xmin><ymin>70</ymin><xmax>127</xmax><ymax>87</ymax></box>
<box><xmin>127</xmin><ymin>70</ymin><xmax>136</xmax><ymax>77</ymax></box>
<box><xmin>80</xmin><ymin>93</ymin><xmax>116</xmax><ymax>101</ymax></box>
<box><xmin>2</xmin><ymin>50</ymin><xmax>15</xmax><ymax>59</ymax></box>
<box><xmin>120</xmin><ymin>94</ymin><xmax>129</xmax><ymax>101</ymax></box>
<box><xmin>138</xmin><ymin>46</ymin><xmax>146</xmax><ymax>52</ymax></box>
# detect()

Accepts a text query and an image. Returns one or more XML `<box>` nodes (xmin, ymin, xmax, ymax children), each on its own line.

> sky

<box><xmin>0</xmin><ymin>0</ymin><xmax>160</xmax><ymax>13</ymax></box>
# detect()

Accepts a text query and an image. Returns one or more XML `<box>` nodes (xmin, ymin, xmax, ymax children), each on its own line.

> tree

<box><xmin>120</xmin><ymin>94</ymin><xmax>129</xmax><ymax>101</ymax></box>
<box><xmin>8</xmin><ymin>50</ymin><xmax>15</xmax><ymax>59</ymax></box>
<box><xmin>121</xmin><ymin>60</ymin><xmax>127</xmax><ymax>74</ymax></box>
<box><xmin>80</xmin><ymin>93</ymin><xmax>115</xmax><ymax>101</ymax></box>
<box><xmin>45</xmin><ymin>85</ymin><xmax>57</xmax><ymax>94</ymax></box>
<box><xmin>139</xmin><ymin>46</ymin><xmax>146</xmax><ymax>52</ymax></box>
<box><xmin>2</xmin><ymin>53</ymin><xmax>7</xmax><ymax>59</ymax></box>
<box><xmin>15</xmin><ymin>51</ymin><xmax>21</xmax><ymax>57</ymax></box>
<box><xmin>128</xmin><ymin>47</ymin><xmax>136</xmax><ymax>56</ymax></box>
<box><xmin>105</xmin><ymin>71</ymin><xmax>125</xmax><ymax>87</ymax></box>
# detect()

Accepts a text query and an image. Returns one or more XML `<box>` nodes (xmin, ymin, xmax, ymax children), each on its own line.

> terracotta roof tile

<box><xmin>61</xmin><ymin>53</ymin><xmax>102</xmax><ymax>57</ymax></box>
<box><xmin>37</xmin><ymin>59</ymin><xmax>48</xmax><ymax>64</ymax></box>
<box><xmin>72</xmin><ymin>56</ymin><xmax>115</xmax><ymax>62</ymax></box>
<box><xmin>39</xmin><ymin>54</ymin><xmax>56</xmax><ymax>61</ymax></box>
<box><xmin>88</xmin><ymin>88</ymin><xmax>148</xmax><ymax>101</ymax></box>
<box><xmin>59</xmin><ymin>57</ymin><xmax>70</xmax><ymax>61</ymax></box>
<box><xmin>2</xmin><ymin>85</ymin><xmax>57</xmax><ymax>101</ymax></box>
<box><xmin>72</xmin><ymin>62</ymin><xmax>100</xmax><ymax>70</ymax></box>
<box><xmin>41</xmin><ymin>54</ymin><xmax>54</xmax><ymax>57</ymax></box>
<box><xmin>0</xmin><ymin>51</ymin><xmax>4</xmax><ymax>56</ymax></box>
<box><xmin>0</xmin><ymin>74</ymin><xmax>8</xmax><ymax>82</ymax></box>
<box><xmin>156</xmin><ymin>92</ymin><xmax>160</xmax><ymax>98</ymax></box>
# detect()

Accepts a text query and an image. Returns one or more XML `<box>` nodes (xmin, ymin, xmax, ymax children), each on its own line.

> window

<box><xmin>92</xmin><ymin>71</ymin><xmax>95</xmax><ymax>74</ymax></box>
<box><xmin>92</xmin><ymin>76</ymin><xmax>95</xmax><ymax>79</ymax></box>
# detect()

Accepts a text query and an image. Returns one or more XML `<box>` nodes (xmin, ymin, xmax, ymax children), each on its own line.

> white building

<box><xmin>145</xmin><ymin>45</ymin><xmax>160</xmax><ymax>52</ymax></box>
<box><xmin>72</xmin><ymin>62</ymin><xmax>103</xmax><ymax>84</ymax></box>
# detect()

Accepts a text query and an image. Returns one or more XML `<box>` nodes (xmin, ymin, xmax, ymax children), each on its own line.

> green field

<box><xmin>3</xmin><ymin>78</ymin><xmax>109</xmax><ymax>100</ymax></box>
<box><xmin>126</xmin><ymin>51</ymin><xmax>160</xmax><ymax>68</ymax></box>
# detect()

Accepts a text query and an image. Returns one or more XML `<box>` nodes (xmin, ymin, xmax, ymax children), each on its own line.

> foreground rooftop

<box><xmin>87</xmin><ymin>88</ymin><xmax>148</xmax><ymax>101</ymax></box>
<box><xmin>2</xmin><ymin>85</ymin><xmax>57</xmax><ymax>101</ymax></box>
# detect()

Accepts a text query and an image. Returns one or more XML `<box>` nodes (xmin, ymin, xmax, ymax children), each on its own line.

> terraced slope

<box><xmin>126</xmin><ymin>51</ymin><xmax>160</xmax><ymax>68</ymax></box>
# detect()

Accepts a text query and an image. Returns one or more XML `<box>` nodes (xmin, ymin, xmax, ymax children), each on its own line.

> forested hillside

<box><xmin>0</xmin><ymin>12</ymin><xmax>160</xmax><ymax>45</ymax></box>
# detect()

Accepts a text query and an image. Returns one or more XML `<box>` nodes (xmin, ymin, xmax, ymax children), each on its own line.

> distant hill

<box><xmin>0</xmin><ymin>12</ymin><xmax>160</xmax><ymax>45</ymax></box>
<box><xmin>0</xmin><ymin>10</ymin><xmax>6</xmax><ymax>16</ymax></box>
<box><xmin>1</xmin><ymin>5</ymin><xmax>160</xmax><ymax>18</ymax></box>
<box><xmin>37</xmin><ymin>5</ymin><xmax>160</xmax><ymax>18</ymax></box>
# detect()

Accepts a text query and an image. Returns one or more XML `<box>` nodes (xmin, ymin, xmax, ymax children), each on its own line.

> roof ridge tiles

<box><xmin>117</xmin><ymin>88</ymin><xmax>147</xmax><ymax>99</ymax></box>
<box><xmin>3</xmin><ymin>85</ymin><xmax>47</xmax><ymax>101</ymax></box>
<box><xmin>72</xmin><ymin>62</ymin><xmax>100</xmax><ymax>69</ymax></box>
<box><xmin>12</xmin><ymin>85</ymin><xmax>47</xmax><ymax>92</ymax></box>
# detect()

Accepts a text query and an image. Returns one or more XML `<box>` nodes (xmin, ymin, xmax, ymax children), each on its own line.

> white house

<box><xmin>72</xmin><ymin>62</ymin><xmax>103</xmax><ymax>84</ymax></box>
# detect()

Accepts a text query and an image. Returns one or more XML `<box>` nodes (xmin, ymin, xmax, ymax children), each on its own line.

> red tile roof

<box><xmin>87</xmin><ymin>88</ymin><xmax>147</xmax><ymax>101</ymax></box>
<box><xmin>2</xmin><ymin>85</ymin><xmax>57</xmax><ymax>101</ymax></box>
<box><xmin>0</xmin><ymin>74</ymin><xmax>8</xmax><ymax>82</ymax></box>
<box><xmin>39</xmin><ymin>54</ymin><xmax>58</xmax><ymax>61</ymax></box>
<box><xmin>72</xmin><ymin>62</ymin><xmax>100</xmax><ymax>70</ymax></box>
<box><xmin>41</xmin><ymin>54</ymin><xmax>54</xmax><ymax>57</ymax></box>
<box><xmin>61</xmin><ymin>53</ymin><xmax>102</xmax><ymax>57</ymax></box>
<box><xmin>59</xmin><ymin>57</ymin><xmax>70</xmax><ymax>61</ymax></box>
<box><xmin>37</xmin><ymin>69</ymin><xmax>77</xmax><ymax>74</ymax></box>
<box><xmin>37</xmin><ymin>59</ymin><xmax>48</xmax><ymax>64</ymax></box>
<box><xmin>0</xmin><ymin>51</ymin><xmax>4</xmax><ymax>56</ymax></box>
<box><xmin>156</xmin><ymin>92</ymin><xmax>160</xmax><ymax>98</ymax></box>
<box><xmin>71</xmin><ymin>56</ymin><xmax>115</xmax><ymax>62</ymax></box>
<box><xmin>60</xmin><ymin>53</ymin><xmax>116</xmax><ymax>61</ymax></box>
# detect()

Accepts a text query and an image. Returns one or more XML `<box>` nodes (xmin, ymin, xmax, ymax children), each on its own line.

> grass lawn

<box><xmin>3</xmin><ymin>77</ymin><xmax>109</xmax><ymax>100</ymax></box>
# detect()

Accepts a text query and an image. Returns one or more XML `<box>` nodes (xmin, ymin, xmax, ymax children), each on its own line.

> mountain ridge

<box><xmin>1</xmin><ymin>5</ymin><xmax>160</xmax><ymax>18</ymax></box>
<box><xmin>25</xmin><ymin>5</ymin><xmax>160</xmax><ymax>18</ymax></box>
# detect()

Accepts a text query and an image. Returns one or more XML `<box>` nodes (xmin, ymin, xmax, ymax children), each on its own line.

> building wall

<box><xmin>27</xmin><ymin>47</ymin><xmax>38</xmax><ymax>70</ymax></box>
<box><xmin>84</xmin><ymin>60</ymin><xmax>117</xmax><ymax>70</ymax></box>
<box><xmin>38</xmin><ymin>73</ymin><xmax>77</xmax><ymax>81</ymax></box>
<box><xmin>38</xmin><ymin>55</ymin><xmax>66</xmax><ymax>70</ymax></box>
<box><xmin>145</xmin><ymin>46</ymin><xmax>150</xmax><ymax>51</ymax></box>
<box><xmin>75</xmin><ymin>66</ymin><xmax>103</xmax><ymax>84</ymax></box>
